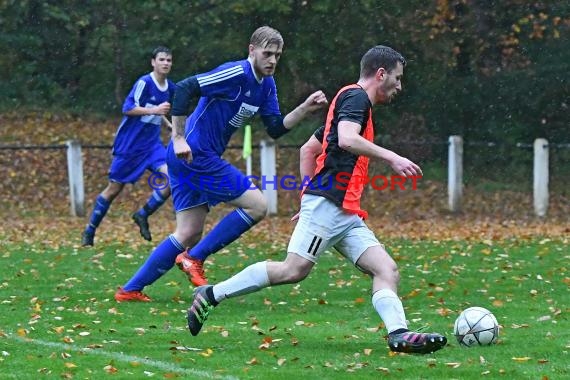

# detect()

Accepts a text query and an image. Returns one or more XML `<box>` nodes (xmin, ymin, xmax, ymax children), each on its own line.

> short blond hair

<box><xmin>250</xmin><ymin>26</ymin><xmax>284</xmax><ymax>49</ymax></box>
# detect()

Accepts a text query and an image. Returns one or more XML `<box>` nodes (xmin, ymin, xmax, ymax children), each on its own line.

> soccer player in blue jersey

<box><xmin>114</xmin><ymin>26</ymin><xmax>327</xmax><ymax>301</ymax></box>
<box><xmin>81</xmin><ymin>46</ymin><xmax>175</xmax><ymax>247</ymax></box>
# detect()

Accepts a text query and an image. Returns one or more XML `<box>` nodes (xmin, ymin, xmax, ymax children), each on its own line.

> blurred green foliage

<box><xmin>1</xmin><ymin>0</ymin><xmax>568</xmax><ymax>153</ymax></box>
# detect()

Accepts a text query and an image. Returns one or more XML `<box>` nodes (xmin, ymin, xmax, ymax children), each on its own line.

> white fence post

<box><xmin>66</xmin><ymin>140</ymin><xmax>85</xmax><ymax>217</ymax></box>
<box><xmin>246</xmin><ymin>155</ymin><xmax>252</xmax><ymax>177</ymax></box>
<box><xmin>448</xmin><ymin>135</ymin><xmax>463</xmax><ymax>212</ymax></box>
<box><xmin>533</xmin><ymin>138</ymin><xmax>549</xmax><ymax>217</ymax></box>
<box><xmin>260</xmin><ymin>139</ymin><xmax>278</xmax><ymax>215</ymax></box>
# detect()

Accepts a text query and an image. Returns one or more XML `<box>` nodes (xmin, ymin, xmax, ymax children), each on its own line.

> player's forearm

<box><xmin>338</xmin><ymin>121</ymin><xmax>400</xmax><ymax>164</ymax></box>
<box><xmin>124</xmin><ymin>106</ymin><xmax>156</xmax><ymax>116</ymax></box>
<box><xmin>299</xmin><ymin>136</ymin><xmax>321</xmax><ymax>180</ymax></box>
<box><xmin>283</xmin><ymin>103</ymin><xmax>311</xmax><ymax>129</ymax></box>
<box><xmin>171</xmin><ymin>116</ymin><xmax>187</xmax><ymax>140</ymax></box>
<box><xmin>300</xmin><ymin>159</ymin><xmax>317</xmax><ymax>181</ymax></box>
<box><xmin>339</xmin><ymin>134</ymin><xmax>399</xmax><ymax>164</ymax></box>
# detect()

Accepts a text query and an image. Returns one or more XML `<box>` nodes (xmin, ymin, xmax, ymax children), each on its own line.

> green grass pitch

<box><xmin>0</xmin><ymin>238</ymin><xmax>568</xmax><ymax>379</ymax></box>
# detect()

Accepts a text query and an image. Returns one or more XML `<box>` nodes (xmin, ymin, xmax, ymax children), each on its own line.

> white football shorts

<box><xmin>288</xmin><ymin>194</ymin><xmax>382</xmax><ymax>266</ymax></box>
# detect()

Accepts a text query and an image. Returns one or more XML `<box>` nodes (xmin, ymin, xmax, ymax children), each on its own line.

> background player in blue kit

<box><xmin>81</xmin><ymin>46</ymin><xmax>175</xmax><ymax>247</ymax></box>
<box><xmin>114</xmin><ymin>26</ymin><xmax>327</xmax><ymax>301</ymax></box>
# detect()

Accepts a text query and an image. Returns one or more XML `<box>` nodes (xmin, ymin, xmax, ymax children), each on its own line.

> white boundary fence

<box><xmin>1</xmin><ymin>137</ymin><xmax>561</xmax><ymax>217</ymax></box>
<box><xmin>447</xmin><ymin>136</ymin><xmax>551</xmax><ymax>217</ymax></box>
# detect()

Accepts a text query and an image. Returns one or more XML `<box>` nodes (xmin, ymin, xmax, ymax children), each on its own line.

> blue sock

<box><xmin>189</xmin><ymin>208</ymin><xmax>255</xmax><ymax>261</ymax></box>
<box><xmin>85</xmin><ymin>195</ymin><xmax>111</xmax><ymax>234</ymax></box>
<box><xmin>123</xmin><ymin>235</ymin><xmax>184</xmax><ymax>291</ymax></box>
<box><xmin>137</xmin><ymin>190</ymin><xmax>168</xmax><ymax>218</ymax></box>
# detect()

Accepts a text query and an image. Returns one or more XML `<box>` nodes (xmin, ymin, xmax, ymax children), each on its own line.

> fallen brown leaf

<box><xmin>512</xmin><ymin>357</ymin><xmax>532</xmax><ymax>362</ymax></box>
<box><xmin>247</xmin><ymin>357</ymin><xmax>259</xmax><ymax>365</ymax></box>
<box><xmin>199</xmin><ymin>348</ymin><xmax>213</xmax><ymax>357</ymax></box>
<box><xmin>103</xmin><ymin>365</ymin><xmax>117</xmax><ymax>373</ymax></box>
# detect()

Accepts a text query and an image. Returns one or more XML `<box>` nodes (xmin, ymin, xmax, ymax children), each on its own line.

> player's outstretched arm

<box><xmin>283</xmin><ymin>90</ymin><xmax>328</xmax><ymax>129</ymax></box>
<box><xmin>338</xmin><ymin>120</ymin><xmax>422</xmax><ymax>177</ymax></box>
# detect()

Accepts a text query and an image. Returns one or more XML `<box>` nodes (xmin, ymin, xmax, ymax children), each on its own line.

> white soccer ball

<box><xmin>454</xmin><ymin>306</ymin><xmax>499</xmax><ymax>347</ymax></box>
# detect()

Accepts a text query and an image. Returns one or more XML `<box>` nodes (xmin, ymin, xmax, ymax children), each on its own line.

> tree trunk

<box><xmin>471</xmin><ymin>0</ymin><xmax>500</xmax><ymax>75</ymax></box>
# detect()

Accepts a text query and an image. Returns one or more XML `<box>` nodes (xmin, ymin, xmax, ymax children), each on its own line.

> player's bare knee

<box><xmin>390</xmin><ymin>266</ymin><xmax>401</xmax><ymax>285</ymax></box>
<box><xmin>360</xmin><ymin>258</ymin><xmax>399</xmax><ymax>285</ymax></box>
<box><xmin>244</xmin><ymin>198</ymin><xmax>268</xmax><ymax>221</ymax></box>
<box><xmin>378</xmin><ymin>260</ymin><xmax>399</xmax><ymax>283</ymax></box>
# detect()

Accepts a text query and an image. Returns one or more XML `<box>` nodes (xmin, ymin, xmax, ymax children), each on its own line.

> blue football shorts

<box><xmin>167</xmin><ymin>143</ymin><xmax>253</xmax><ymax>212</ymax></box>
<box><xmin>109</xmin><ymin>143</ymin><xmax>166</xmax><ymax>184</ymax></box>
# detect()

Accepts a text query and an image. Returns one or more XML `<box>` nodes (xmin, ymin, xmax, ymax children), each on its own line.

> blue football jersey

<box><xmin>113</xmin><ymin>73</ymin><xmax>176</xmax><ymax>155</ymax></box>
<box><xmin>185</xmin><ymin>59</ymin><xmax>281</xmax><ymax>156</ymax></box>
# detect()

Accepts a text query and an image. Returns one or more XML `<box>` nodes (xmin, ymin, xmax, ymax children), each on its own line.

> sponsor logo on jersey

<box><xmin>229</xmin><ymin>103</ymin><xmax>259</xmax><ymax>128</ymax></box>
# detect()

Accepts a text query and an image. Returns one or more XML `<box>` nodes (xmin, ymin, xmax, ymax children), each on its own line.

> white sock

<box><xmin>372</xmin><ymin>288</ymin><xmax>408</xmax><ymax>333</ymax></box>
<box><xmin>212</xmin><ymin>261</ymin><xmax>270</xmax><ymax>302</ymax></box>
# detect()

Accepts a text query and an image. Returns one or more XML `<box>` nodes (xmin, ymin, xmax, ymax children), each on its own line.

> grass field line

<box><xmin>8</xmin><ymin>333</ymin><xmax>240</xmax><ymax>380</ymax></box>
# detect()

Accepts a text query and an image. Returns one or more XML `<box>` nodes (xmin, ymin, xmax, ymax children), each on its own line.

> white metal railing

<box><xmin>446</xmin><ymin>136</ymin><xmax>550</xmax><ymax>217</ymax></box>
